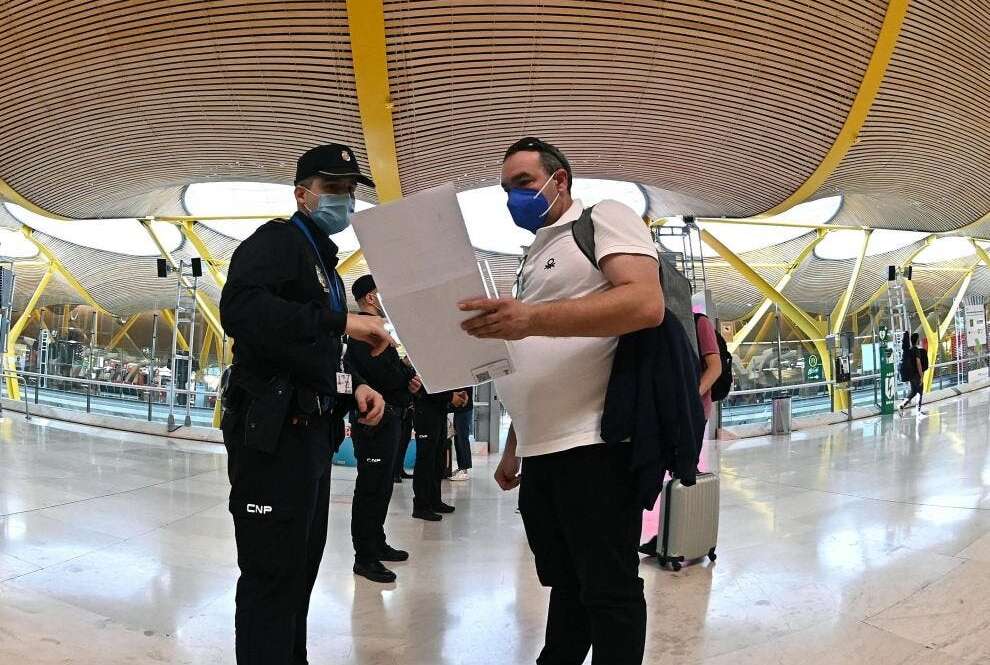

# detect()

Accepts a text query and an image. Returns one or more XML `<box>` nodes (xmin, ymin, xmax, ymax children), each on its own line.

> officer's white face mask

<box><xmin>303</xmin><ymin>187</ymin><xmax>354</xmax><ymax>236</ymax></box>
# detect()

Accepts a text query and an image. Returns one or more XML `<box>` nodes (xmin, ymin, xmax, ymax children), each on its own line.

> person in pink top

<box><xmin>694</xmin><ymin>309</ymin><xmax>722</xmax><ymax>422</ymax></box>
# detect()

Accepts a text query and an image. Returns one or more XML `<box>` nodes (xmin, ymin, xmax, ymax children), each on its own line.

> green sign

<box><xmin>805</xmin><ymin>353</ymin><xmax>824</xmax><ymax>382</ymax></box>
<box><xmin>878</xmin><ymin>325</ymin><xmax>889</xmax><ymax>343</ymax></box>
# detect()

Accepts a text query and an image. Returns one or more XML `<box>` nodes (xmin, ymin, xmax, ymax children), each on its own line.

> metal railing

<box><xmin>1</xmin><ymin>368</ymin><xmax>217</xmax><ymax>426</ymax></box>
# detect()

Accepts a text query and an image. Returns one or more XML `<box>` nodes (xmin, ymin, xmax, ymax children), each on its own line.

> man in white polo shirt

<box><xmin>460</xmin><ymin>138</ymin><xmax>663</xmax><ymax>665</ymax></box>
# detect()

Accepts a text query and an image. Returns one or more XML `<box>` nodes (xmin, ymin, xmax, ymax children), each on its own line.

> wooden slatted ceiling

<box><xmin>815</xmin><ymin>0</ymin><xmax>990</xmax><ymax>233</ymax></box>
<box><xmin>640</xmin><ymin>184</ymin><xmax>725</xmax><ymax>219</ymax></box>
<box><xmin>29</xmin><ymin>232</ymin><xmax>179</xmax><ymax>316</ymax></box>
<box><xmin>0</xmin><ymin>0</ymin><xmax>369</xmax><ymax>218</ymax></box>
<box><xmin>10</xmin><ymin>263</ymin><xmax>82</xmax><ymax>313</ymax></box>
<box><xmin>783</xmin><ymin>239</ymin><xmax>929</xmax><ymax>316</ymax></box>
<box><xmin>384</xmin><ymin>0</ymin><xmax>887</xmax><ymax>214</ymax></box>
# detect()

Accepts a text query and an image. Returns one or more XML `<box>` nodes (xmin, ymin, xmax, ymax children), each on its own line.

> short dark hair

<box><xmin>296</xmin><ymin>175</ymin><xmax>319</xmax><ymax>190</ymax></box>
<box><xmin>911</xmin><ymin>332</ymin><xmax>920</xmax><ymax>345</ymax></box>
<box><xmin>503</xmin><ymin>137</ymin><xmax>573</xmax><ymax>191</ymax></box>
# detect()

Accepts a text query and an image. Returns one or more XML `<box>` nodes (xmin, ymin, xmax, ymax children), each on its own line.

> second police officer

<box><xmin>346</xmin><ymin>274</ymin><xmax>422</xmax><ymax>583</ymax></box>
<box><xmin>219</xmin><ymin>143</ymin><xmax>390</xmax><ymax>665</ymax></box>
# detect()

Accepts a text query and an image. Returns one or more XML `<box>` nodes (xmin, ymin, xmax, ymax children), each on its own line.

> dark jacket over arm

<box><xmin>601</xmin><ymin>308</ymin><xmax>706</xmax><ymax>509</ymax></box>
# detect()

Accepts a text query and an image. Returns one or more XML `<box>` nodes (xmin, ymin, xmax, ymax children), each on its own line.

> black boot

<box><xmin>379</xmin><ymin>544</ymin><xmax>409</xmax><ymax>562</ymax></box>
<box><xmin>353</xmin><ymin>560</ymin><xmax>397</xmax><ymax>583</ymax></box>
<box><xmin>433</xmin><ymin>501</ymin><xmax>455</xmax><ymax>514</ymax></box>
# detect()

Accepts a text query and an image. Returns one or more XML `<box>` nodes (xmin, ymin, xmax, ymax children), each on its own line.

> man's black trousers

<box><xmin>905</xmin><ymin>376</ymin><xmax>924</xmax><ymax>406</ymax></box>
<box><xmin>453</xmin><ymin>410</ymin><xmax>473</xmax><ymax>471</ymax></box>
<box><xmin>412</xmin><ymin>405</ymin><xmax>446</xmax><ymax>511</ymax></box>
<box><xmin>351</xmin><ymin>409</ymin><xmax>401</xmax><ymax>562</ymax></box>
<box><xmin>224</xmin><ymin>416</ymin><xmax>333</xmax><ymax>665</ymax></box>
<box><xmin>519</xmin><ymin>443</ymin><xmax>646</xmax><ymax>665</ymax></box>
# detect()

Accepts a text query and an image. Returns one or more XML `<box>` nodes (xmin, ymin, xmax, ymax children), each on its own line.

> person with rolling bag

<box><xmin>630</xmin><ymin>262</ymin><xmax>722</xmax><ymax>570</ymax></box>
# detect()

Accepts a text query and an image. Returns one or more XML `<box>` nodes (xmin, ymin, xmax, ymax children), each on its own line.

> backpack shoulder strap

<box><xmin>570</xmin><ymin>205</ymin><xmax>598</xmax><ymax>270</ymax></box>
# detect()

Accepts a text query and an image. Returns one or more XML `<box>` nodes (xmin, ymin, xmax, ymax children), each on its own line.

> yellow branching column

<box><xmin>699</xmin><ymin>229</ymin><xmax>834</xmax><ymax>392</ymax></box>
<box><xmin>344</xmin><ymin>0</ymin><xmax>404</xmax><ymax>272</ymax></box>
<box><xmin>6</xmin><ymin>270</ymin><xmax>54</xmax><ymax>400</ymax></box>
<box><xmin>727</xmin><ymin>229</ymin><xmax>830</xmax><ymax>354</ymax></box>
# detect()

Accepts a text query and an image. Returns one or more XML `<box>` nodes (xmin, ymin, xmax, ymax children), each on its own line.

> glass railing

<box><xmin>0</xmin><ymin>369</ymin><xmax>218</xmax><ymax>428</ymax></box>
<box><xmin>1</xmin><ymin>342</ymin><xmax>988</xmax><ymax>437</ymax></box>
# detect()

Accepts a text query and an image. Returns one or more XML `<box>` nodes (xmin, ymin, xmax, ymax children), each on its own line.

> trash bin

<box><xmin>771</xmin><ymin>393</ymin><xmax>791</xmax><ymax>434</ymax></box>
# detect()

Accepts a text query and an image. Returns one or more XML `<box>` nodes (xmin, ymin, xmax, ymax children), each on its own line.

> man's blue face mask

<box><xmin>303</xmin><ymin>189</ymin><xmax>355</xmax><ymax>236</ymax></box>
<box><xmin>506</xmin><ymin>172</ymin><xmax>561</xmax><ymax>234</ymax></box>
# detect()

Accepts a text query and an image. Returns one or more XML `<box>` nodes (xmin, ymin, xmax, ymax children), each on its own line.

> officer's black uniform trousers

<box><xmin>351</xmin><ymin>408</ymin><xmax>402</xmax><ymax>561</ymax></box>
<box><xmin>224</xmin><ymin>414</ymin><xmax>333</xmax><ymax>665</ymax></box>
<box><xmin>412</xmin><ymin>404</ymin><xmax>447</xmax><ymax>511</ymax></box>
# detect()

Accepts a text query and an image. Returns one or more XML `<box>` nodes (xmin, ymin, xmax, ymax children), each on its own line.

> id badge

<box><xmin>336</xmin><ymin>372</ymin><xmax>353</xmax><ymax>395</ymax></box>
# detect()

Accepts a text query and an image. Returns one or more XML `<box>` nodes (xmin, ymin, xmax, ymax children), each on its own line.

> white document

<box><xmin>350</xmin><ymin>183</ymin><xmax>514</xmax><ymax>393</ymax></box>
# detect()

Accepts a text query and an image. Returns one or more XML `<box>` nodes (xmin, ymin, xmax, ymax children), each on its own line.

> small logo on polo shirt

<box><xmin>544</xmin><ymin>258</ymin><xmax>556</xmax><ymax>270</ymax></box>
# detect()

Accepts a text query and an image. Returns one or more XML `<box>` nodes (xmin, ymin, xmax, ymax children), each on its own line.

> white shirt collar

<box><xmin>542</xmin><ymin>198</ymin><xmax>584</xmax><ymax>231</ymax></box>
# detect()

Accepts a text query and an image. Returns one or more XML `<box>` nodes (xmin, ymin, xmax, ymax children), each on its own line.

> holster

<box><xmin>221</xmin><ymin>364</ymin><xmax>294</xmax><ymax>454</ymax></box>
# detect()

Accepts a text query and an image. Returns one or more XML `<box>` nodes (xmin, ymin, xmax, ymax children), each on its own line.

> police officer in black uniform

<box><xmin>411</xmin><ymin>388</ymin><xmax>467</xmax><ymax>520</ymax></box>
<box><xmin>219</xmin><ymin>143</ymin><xmax>390</xmax><ymax>665</ymax></box>
<box><xmin>346</xmin><ymin>274</ymin><xmax>422</xmax><ymax>583</ymax></box>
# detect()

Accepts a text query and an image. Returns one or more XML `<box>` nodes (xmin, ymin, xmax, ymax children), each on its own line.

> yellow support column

<box><xmin>741</xmin><ymin>310</ymin><xmax>776</xmax><ymax>365</ymax></box>
<box><xmin>728</xmin><ymin>230</ymin><xmax>830</xmax><ymax>354</ymax></box>
<box><xmin>6</xmin><ymin>270</ymin><xmax>54</xmax><ymax>400</ymax></box>
<box><xmin>108</xmin><ymin>314</ymin><xmax>140</xmax><ymax>350</ymax></box>
<box><xmin>344</xmin><ymin>0</ymin><xmax>405</xmax><ymax>269</ymax></box>
<box><xmin>141</xmin><ymin>221</ymin><xmax>224</xmax><ymax>340</ymax></box>
<box><xmin>830</xmin><ymin>229</ymin><xmax>872</xmax><ymax>335</ymax></box>
<box><xmin>179</xmin><ymin>221</ymin><xmax>227</xmax><ymax>289</ymax></box>
<box><xmin>199</xmin><ymin>327</ymin><xmax>214</xmax><ymax>370</ymax></box>
<box><xmin>853</xmin><ymin>236</ymin><xmax>934</xmax><ymax>319</ymax></box>
<box><xmin>756</xmin><ymin>0</ymin><xmax>910</xmax><ymax>216</ymax></box>
<box><xmin>160</xmin><ymin>309</ymin><xmax>190</xmax><ymax>353</ymax></box>
<box><xmin>700</xmin><ymin>229</ymin><xmax>832</xmax><ymax>384</ymax></box>
<box><xmin>21</xmin><ymin>228</ymin><xmax>109</xmax><ymax>315</ymax></box>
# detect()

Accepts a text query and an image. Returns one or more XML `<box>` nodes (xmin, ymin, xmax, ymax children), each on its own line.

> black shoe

<box><xmin>412</xmin><ymin>508</ymin><xmax>442</xmax><ymax>521</ymax></box>
<box><xmin>353</xmin><ymin>560</ymin><xmax>397</xmax><ymax>584</ymax></box>
<box><xmin>639</xmin><ymin>536</ymin><xmax>658</xmax><ymax>557</ymax></box>
<box><xmin>379</xmin><ymin>544</ymin><xmax>409</xmax><ymax>562</ymax></box>
<box><xmin>401</xmin><ymin>471</ymin><xmax>414</xmax><ymax>479</ymax></box>
<box><xmin>433</xmin><ymin>502</ymin><xmax>455</xmax><ymax>514</ymax></box>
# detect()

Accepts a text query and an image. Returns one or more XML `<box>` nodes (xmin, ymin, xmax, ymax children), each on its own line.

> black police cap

<box><xmin>295</xmin><ymin>144</ymin><xmax>375</xmax><ymax>188</ymax></box>
<box><xmin>352</xmin><ymin>274</ymin><xmax>377</xmax><ymax>301</ymax></box>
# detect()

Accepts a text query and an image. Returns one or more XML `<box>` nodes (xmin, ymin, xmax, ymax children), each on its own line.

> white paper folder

<box><xmin>350</xmin><ymin>183</ymin><xmax>515</xmax><ymax>393</ymax></box>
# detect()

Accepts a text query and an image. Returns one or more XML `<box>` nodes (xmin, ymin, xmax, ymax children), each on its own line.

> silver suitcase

<box><xmin>657</xmin><ymin>473</ymin><xmax>719</xmax><ymax>571</ymax></box>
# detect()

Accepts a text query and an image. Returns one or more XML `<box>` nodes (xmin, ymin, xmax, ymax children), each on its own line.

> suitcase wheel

<box><xmin>671</xmin><ymin>560</ymin><xmax>682</xmax><ymax>572</ymax></box>
<box><xmin>708</xmin><ymin>548</ymin><xmax>717</xmax><ymax>562</ymax></box>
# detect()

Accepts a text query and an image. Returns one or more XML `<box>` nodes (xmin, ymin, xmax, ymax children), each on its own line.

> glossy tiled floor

<box><xmin>3</xmin><ymin>393</ymin><xmax>990</xmax><ymax>664</ymax></box>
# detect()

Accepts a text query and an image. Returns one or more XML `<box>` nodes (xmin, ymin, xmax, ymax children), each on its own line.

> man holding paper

<box><xmin>460</xmin><ymin>137</ymin><xmax>663</xmax><ymax>665</ymax></box>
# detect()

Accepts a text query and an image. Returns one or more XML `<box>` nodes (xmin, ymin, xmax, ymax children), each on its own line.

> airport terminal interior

<box><xmin>1</xmin><ymin>1</ymin><xmax>990</xmax><ymax>663</ymax></box>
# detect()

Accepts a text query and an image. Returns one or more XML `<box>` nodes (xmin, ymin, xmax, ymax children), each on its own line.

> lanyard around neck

<box><xmin>291</xmin><ymin>215</ymin><xmax>344</xmax><ymax>313</ymax></box>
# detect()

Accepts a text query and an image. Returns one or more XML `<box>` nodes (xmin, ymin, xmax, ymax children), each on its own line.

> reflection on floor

<box><xmin>2</xmin><ymin>392</ymin><xmax>990</xmax><ymax>664</ymax></box>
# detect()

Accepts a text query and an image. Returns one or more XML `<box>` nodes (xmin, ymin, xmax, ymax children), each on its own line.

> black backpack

<box><xmin>694</xmin><ymin>313</ymin><xmax>734</xmax><ymax>401</ymax></box>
